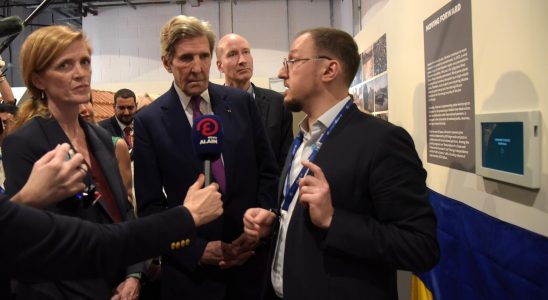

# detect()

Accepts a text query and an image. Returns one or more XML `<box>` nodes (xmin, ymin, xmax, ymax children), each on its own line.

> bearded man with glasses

<box><xmin>244</xmin><ymin>28</ymin><xmax>440</xmax><ymax>300</ymax></box>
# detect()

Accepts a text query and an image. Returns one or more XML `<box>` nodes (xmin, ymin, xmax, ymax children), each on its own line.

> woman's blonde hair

<box><xmin>13</xmin><ymin>25</ymin><xmax>91</xmax><ymax>130</ymax></box>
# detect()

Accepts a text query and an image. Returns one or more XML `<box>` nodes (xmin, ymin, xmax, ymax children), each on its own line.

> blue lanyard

<box><xmin>281</xmin><ymin>99</ymin><xmax>353</xmax><ymax>211</ymax></box>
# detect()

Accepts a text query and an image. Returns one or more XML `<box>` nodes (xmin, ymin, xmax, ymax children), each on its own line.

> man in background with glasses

<box><xmin>244</xmin><ymin>28</ymin><xmax>439</xmax><ymax>299</ymax></box>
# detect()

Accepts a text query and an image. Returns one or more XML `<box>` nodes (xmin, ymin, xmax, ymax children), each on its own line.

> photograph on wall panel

<box><xmin>373</xmin><ymin>34</ymin><xmax>387</xmax><ymax>75</ymax></box>
<box><xmin>351</xmin><ymin>59</ymin><xmax>363</xmax><ymax>87</ymax></box>
<box><xmin>362</xmin><ymin>46</ymin><xmax>374</xmax><ymax>81</ymax></box>
<box><xmin>350</xmin><ymin>33</ymin><xmax>388</xmax><ymax>120</ymax></box>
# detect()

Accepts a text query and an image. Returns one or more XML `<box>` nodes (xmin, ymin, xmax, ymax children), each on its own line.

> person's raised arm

<box><xmin>2</xmin><ymin>168</ymin><xmax>223</xmax><ymax>280</ymax></box>
<box><xmin>0</xmin><ymin>56</ymin><xmax>15</xmax><ymax>105</ymax></box>
<box><xmin>182</xmin><ymin>174</ymin><xmax>223</xmax><ymax>226</ymax></box>
<box><xmin>11</xmin><ymin>143</ymin><xmax>86</xmax><ymax>207</ymax></box>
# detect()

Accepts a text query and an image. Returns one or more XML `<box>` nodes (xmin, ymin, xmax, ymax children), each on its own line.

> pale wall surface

<box><xmin>83</xmin><ymin>0</ymin><xmax>339</xmax><ymax>95</ymax></box>
<box><xmin>354</xmin><ymin>0</ymin><xmax>548</xmax><ymax>237</ymax></box>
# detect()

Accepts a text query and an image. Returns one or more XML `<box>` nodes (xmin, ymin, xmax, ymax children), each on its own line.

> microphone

<box><xmin>191</xmin><ymin>115</ymin><xmax>224</xmax><ymax>187</ymax></box>
<box><xmin>0</xmin><ymin>16</ymin><xmax>24</xmax><ymax>39</ymax></box>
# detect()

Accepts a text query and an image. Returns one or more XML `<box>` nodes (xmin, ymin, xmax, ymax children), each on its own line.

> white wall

<box><xmin>354</xmin><ymin>0</ymin><xmax>548</xmax><ymax>237</ymax></box>
<box><xmin>83</xmin><ymin>0</ymin><xmax>335</xmax><ymax>95</ymax></box>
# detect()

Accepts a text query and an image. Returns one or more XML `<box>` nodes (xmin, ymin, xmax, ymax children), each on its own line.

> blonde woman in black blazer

<box><xmin>3</xmin><ymin>25</ymin><xmax>143</xmax><ymax>300</ymax></box>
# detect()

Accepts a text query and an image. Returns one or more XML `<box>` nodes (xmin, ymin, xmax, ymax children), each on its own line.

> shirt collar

<box><xmin>247</xmin><ymin>83</ymin><xmax>256</xmax><ymax>100</ymax></box>
<box><xmin>173</xmin><ymin>82</ymin><xmax>211</xmax><ymax>111</ymax></box>
<box><xmin>246</xmin><ymin>83</ymin><xmax>254</xmax><ymax>95</ymax></box>
<box><xmin>115</xmin><ymin>116</ymin><xmax>132</xmax><ymax>131</ymax></box>
<box><xmin>299</xmin><ymin>95</ymin><xmax>351</xmax><ymax>136</ymax></box>
<box><xmin>222</xmin><ymin>82</ymin><xmax>255</xmax><ymax>99</ymax></box>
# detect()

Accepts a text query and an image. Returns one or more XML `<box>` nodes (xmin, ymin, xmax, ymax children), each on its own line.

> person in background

<box><xmin>0</xmin><ymin>104</ymin><xmax>15</xmax><ymax>141</ymax></box>
<box><xmin>216</xmin><ymin>33</ymin><xmax>293</xmax><ymax>171</ymax></box>
<box><xmin>80</xmin><ymin>97</ymin><xmax>134</xmax><ymax>204</ymax></box>
<box><xmin>0</xmin><ymin>54</ymin><xmax>16</xmax><ymax>145</ymax></box>
<box><xmin>0</xmin><ymin>55</ymin><xmax>15</xmax><ymax>105</ymax></box>
<box><xmin>78</xmin><ymin>96</ymin><xmax>95</xmax><ymax>123</ymax></box>
<box><xmin>134</xmin><ymin>15</ymin><xmax>279</xmax><ymax>300</ymax></box>
<box><xmin>0</xmin><ymin>104</ymin><xmax>17</xmax><ymax>193</ymax></box>
<box><xmin>99</xmin><ymin>88</ymin><xmax>137</xmax><ymax>156</ymax></box>
<box><xmin>3</xmin><ymin>25</ymin><xmax>143</xmax><ymax>300</ymax></box>
<box><xmin>0</xmin><ymin>55</ymin><xmax>18</xmax><ymax>193</ymax></box>
<box><xmin>244</xmin><ymin>27</ymin><xmax>439</xmax><ymax>300</ymax></box>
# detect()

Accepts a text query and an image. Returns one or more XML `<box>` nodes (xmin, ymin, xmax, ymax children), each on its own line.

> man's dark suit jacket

<box><xmin>266</xmin><ymin>105</ymin><xmax>439</xmax><ymax>300</ymax></box>
<box><xmin>0</xmin><ymin>197</ymin><xmax>195</xmax><ymax>298</ymax></box>
<box><xmin>2</xmin><ymin>116</ymin><xmax>145</xmax><ymax>300</ymax></box>
<box><xmin>252</xmin><ymin>83</ymin><xmax>293</xmax><ymax>171</ymax></box>
<box><xmin>134</xmin><ymin>82</ymin><xmax>279</xmax><ymax>299</ymax></box>
<box><xmin>98</xmin><ymin>115</ymin><xmax>123</xmax><ymax>138</ymax></box>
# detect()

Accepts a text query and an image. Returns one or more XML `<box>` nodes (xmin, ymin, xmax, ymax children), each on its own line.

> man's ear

<box><xmin>31</xmin><ymin>72</ymin><xmax>45</xmax><ymax>90</ymax></box>
<box><xmin>320</xmin><ymin>60</ymin><xmax>340</xmax><ymax>83</ymax></box>
<box><xmin>216</xmin><ymin>60</ymin><xmax>223</xmax><ymax>73</ymax></box>
<box><xmin>161</xmin><ymin>56</ymin><xmax>172</xmax><ymax>73</ymax></box>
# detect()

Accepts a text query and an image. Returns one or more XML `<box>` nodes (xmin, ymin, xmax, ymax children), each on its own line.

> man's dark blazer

<box><xmin>2</xmin><ymin>116</ymin><xmax>145</xmax><ymax>299</ymax></box>
<box><xmin>98</xmin><ymin>115</ymin><xmax>123</xmax><ymax>137</ymax></box>
<box><xmin>134</xmin><ymin>82</ymin><xmax>279</xmax><ymax>299</ymax></box>
<box><xmin>266</xmin><ymin>104</ymin><xmax>439</xmax><ymax>300</ymax></box>
<box><xmin>0</xmin><ymin>197</ymin><xmax>196</xmax><ymax>299</ymax></box>
<box><xmin>252</xmin><ymin>83</ymin><xmax>293</xmax><ymax>171</ymax></box>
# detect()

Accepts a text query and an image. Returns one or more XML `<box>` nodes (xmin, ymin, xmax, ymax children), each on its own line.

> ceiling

<box><xmin>0</xmin><ymin>0</ymin><xmax>198</xmax><ymax>26</ymax></box>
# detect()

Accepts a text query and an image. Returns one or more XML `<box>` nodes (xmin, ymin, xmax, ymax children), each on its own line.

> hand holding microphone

<box><xmin>183</xmin><ymin>174</ymin><xmax>223</xmax><ymax>226</ymax></box>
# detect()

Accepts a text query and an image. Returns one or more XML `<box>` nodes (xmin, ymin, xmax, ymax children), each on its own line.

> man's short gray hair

<box><xmin>160</xmin><ymin>15</ymin><xmax>216</xmax><ymax>63</ymax></box>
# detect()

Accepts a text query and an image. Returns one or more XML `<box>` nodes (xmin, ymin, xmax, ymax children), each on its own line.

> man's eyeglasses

<box><xmin>282</xmin><ymin>56</ymin><xmax>331</xmax><ymax>74</ymax></box>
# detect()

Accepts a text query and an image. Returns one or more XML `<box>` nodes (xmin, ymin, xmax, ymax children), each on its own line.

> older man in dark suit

<box><xmin>244</xmin><ymin>28</ymin><xmax>440</xmax><ymax>300</ymax></box>
<box><xmin>134</xmin><ymin>15</ymin><xmax>278</xmax><ymax>300</ymax></box>
<box><xmin>216</xmin><ymin>33</ymin><xmax>293</xmax><ymax>171</ymax></box>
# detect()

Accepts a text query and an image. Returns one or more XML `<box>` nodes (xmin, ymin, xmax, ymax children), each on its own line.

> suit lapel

<box><xmin>82</xmin><ymin>120</ymin><xmax>127</xmax><ymax>221</ymax></box>
<box><xmin>209</xmin><ymin>83</ymin><xmax>232</xmax><ymax>196</ymax></box>
<box><xmin>209</xmin><ymin>83</ymin><xmax>231</xmax><ymax>124</ymax></box>
<box><xmin>277</xmin><ymin>145</ymin><xmax>294</xmax><ymax>208</ymax></box>
<box><xmin>37</xmin><ymin>117</ymin><xmax>72</xmax><ymax>149</ymax></box>
<box><xmin>313</xmin><ymin>104</ymin><xmax>356</xmax><ymax>166</ymax></box>
<box><xmin>252</xmin><ymin>84</ymin><xmax>269</xmax><ymax>125</ymax></box>
<box><xmin>161</xmin><ymin>85</ymin><xmax>201</xmax><ymax>173</ymax></box>
<box><xmin>110</xmin><ymin>117</ymin><xmax>123</xmax><ymax>137</ymax></box>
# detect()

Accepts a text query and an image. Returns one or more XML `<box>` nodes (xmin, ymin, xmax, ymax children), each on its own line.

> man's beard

<box><xmin>119</xmin><ymin>116</ymin><xmax>134</xmax><ymax>126</ymax></box>
<box><xmin>284</xmin><ymin>98</ymin><xmax>303</xmax><ymax>112</ymax></box>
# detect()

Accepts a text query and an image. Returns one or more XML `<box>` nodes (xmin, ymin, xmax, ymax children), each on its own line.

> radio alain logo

<box><xmin>196</xmin><ymin>117</ymin><xmax>219</xmax><ymax>145</ymax></box>
<box><xmin>196</xmin><ymin>118</ymin><xmax>219</xmax><ymax>136</ymax></box>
